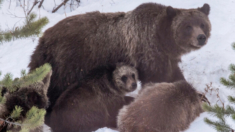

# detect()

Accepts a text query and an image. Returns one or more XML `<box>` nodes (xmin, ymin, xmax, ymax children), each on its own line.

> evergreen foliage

<box><xmin>0</xmin><ymin>63</ymin><xmax>51</xmax><ymax>93</ymax></box>
<box><xmin>10</xmin><ymin>106</ymin><xmax>23</xmax><ymax>119</ymax></box>
<box><xmin>203</xmin><ymin>43</ymin><xmax>235</xmax><ymax>132</ymax></box>
<box><xmin>0</xmin><ymin>13</ymin><xmax>49</xmax><ymax>43</ymax></box>
<box><xmin>0</xmin><ymin>1</ymin><xmax>50</xmax><ymax>131</ymax></box>
<box><xmin>21</xmin><ymin>106</ymin><xmax>46</xmax><ymax>131</ymax></box>
<box><xmin>0</xmin><ymin>63</ymin><xmax>51</xmax><ymax>132</ymax></box>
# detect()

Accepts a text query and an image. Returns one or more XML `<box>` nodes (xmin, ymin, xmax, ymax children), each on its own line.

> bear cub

<box><xmin>0</xmin><ymin>71</ymin><xmax>52</xmax><ymax>132</ymax></box>
<box><xmin>50</xmin><ymin>63</ymin><xmax>138</xmax><ymax>132</ymax></box>
<box><xmin>118</xmin><ymin>80</ymin><xmax>203</xmax><ymax>132</ymax></box>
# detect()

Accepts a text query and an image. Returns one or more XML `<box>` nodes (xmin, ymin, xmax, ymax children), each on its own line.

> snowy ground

<box><xmin>1</xmin><ymin>0</ymin><xmax>235</xmax><ymax>131</ymax></box>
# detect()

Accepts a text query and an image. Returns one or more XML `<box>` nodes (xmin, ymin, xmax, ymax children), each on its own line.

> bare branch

<box><xmin>38</xmin><ymin>0</ymin><xmax>44</xmax><ymax>8</ymax></box>
<box><xmin>52</xmin><ymin>0</ymin><xmax>69</xmax><ymax>13</ymax></box>
<box><xmin>27</xmin><ymin>0</ymin><xmax>39</xmax><ymax>15</ymax></box>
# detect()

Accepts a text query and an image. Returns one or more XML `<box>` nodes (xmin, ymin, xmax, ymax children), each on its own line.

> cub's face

<box><xmin>0</xmin><ymin>71</ymin><xmax>52</xmax><ymax>131</ymax></box>
<box><xmin>171</xmin><ymin>4</ymin><xmax>211</xmax><ymax>53</ymax></box>
<box><xmin>113</xmin><ymin>65</ymin><xmax>138</xmax><ymax>93</ymax></box>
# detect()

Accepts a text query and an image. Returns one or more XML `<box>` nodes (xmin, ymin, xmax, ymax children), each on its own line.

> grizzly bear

<box><xmin>49</xmin><ymin>64</ymin><xmax>138</xmax><ymax>132</ymax></box>
<box><xmin>28</xmin><ymin>2</ymin><xmax>211</xmax><ymax>121</ymax></box>
<box><xmin>117</xmin><ymin>80</ymin><xmax>203</xmax><ymax>132</ymax></box>
<box><xmin>0</xmin><ymin>71</ymin><xmax>52</xmax><ymax>132</ymax></box>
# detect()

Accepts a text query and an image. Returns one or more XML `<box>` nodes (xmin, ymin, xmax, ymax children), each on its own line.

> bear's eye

<box><xmin>186</xmin><ymin>25</ymin><xmax>192</xmax><ymax>31</ymax></box>
<box><xmin>200</xmin><ymin>24</ymin><xmax>205</xmax><ymax>28</ymax></box>
<box><xmin>132</xmin><ymin>74</ymin><xmax>135</xmax><ymax>79</ymax></box>
<box><xmin>121</xmin><ymin>76</ymin><xmax>127</xmax><ymax>83</ymax></box>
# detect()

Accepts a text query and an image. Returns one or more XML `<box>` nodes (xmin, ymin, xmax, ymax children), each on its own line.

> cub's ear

<box><xmin>198</xmin><ymin>3</ymin><xmax>210</xmax><ymax>16</ymax></box>
<box><xmin>42</xmin><ymin>70</ymin><xmax>52</xmax><ymax>94</ymax></box>
<box><xmin>166</xmin><ymin>6</ymin><xmax>176</xmax><ymax>19</ymax></box>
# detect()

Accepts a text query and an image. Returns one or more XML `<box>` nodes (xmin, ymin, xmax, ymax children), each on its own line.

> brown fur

<box><xmin>117</xmin><ymin>81</ymin><xmax>203</xmax><ymax>132</ymax></box>
<box><xmin>28</xmin><ymin>3</ymin><xmax>211</xmax><ymax>120</ymax></box>
<box><xmin>50</xmin><ymin>64</ymin><xmax>138</xmax><ymax>132</ymax></box>
<box><xmin>0</xmin><ymin>71</ymin><xmax>52</xmax><ymax>132</ymax></box>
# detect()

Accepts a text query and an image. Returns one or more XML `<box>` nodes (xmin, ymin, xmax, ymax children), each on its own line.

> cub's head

<box><xmin>168</xmin><ymin>4</ymin><xmax>211</xmax><ymax>53</ymax></box>
<box><xmin>0</xmin><ymin>71</ymin><xmax>52</xmax><ymax>131</ymax></box>
<box><xmin>113</xmin><ymin>64</ymin><xmax>138</xmax><ymax>94</ymax></box>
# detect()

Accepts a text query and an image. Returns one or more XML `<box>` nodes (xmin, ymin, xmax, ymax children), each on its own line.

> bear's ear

<box><xmin>198</xmin><ymin>3</ymin><xmax>210</xmax><ymax>16</ymax></box>
<box><xmin>166</xmin><ymin>6</ymin><xmax>176</xmax><ymax>19</ymax></box>
<box><xmin>41</xmin><ymin>70</ymin><xmax>52</xmax><ymax>94</ymax></box>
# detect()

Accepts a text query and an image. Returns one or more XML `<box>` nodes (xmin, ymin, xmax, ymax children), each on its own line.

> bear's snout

<box><xmin>131</xmin><ymin>83</ymin><xmax>137</xmax><ymax>90</ymax></box>
<box><xmin>197</xmin><ymin>34</ymin><xmax>207</xmax><ymax>45</ymax></box>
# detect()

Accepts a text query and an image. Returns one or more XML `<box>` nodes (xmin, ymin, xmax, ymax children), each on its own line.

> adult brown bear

<box><xmin>28</xmin><ymin>2</ymin><xmax>211</xmax><ymax>122</ymax></box>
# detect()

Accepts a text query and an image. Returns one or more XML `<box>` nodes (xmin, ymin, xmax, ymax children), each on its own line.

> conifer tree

<box><xmin>0</xmin><ymin>1</ymin><xmax>50</xmax><ymax>131</ymax></box>
<box><xmin>203</xmin><ymin>43</ymin><xmax>235</xmax><ymax>132</ymax></box>
<box><xmin>0</xmin><ymin>63</ymin><xmax>51</xmax><ymax>132</ymax></box>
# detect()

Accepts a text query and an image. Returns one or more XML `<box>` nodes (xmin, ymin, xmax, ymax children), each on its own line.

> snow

<box><xmin>1</xmin><ymin>0</ymin><xmax>235</xmax><ymax>131</ymax></box>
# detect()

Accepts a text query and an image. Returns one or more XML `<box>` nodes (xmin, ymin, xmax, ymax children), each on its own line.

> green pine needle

<box><xmin>16</xmin><ymin>63</ymin><xmax>51</xmax><ymax>88</ymax></box>
<box><xmin>22</xmin><ymin>106</ymin><xmax>46</xmax><ymax>131</ymax></box>
<box><xmin>230</xmin><ymin>64</ymin><xmax>235</xmax><ymax>73</ymax></box>
<box><xmin>0</xmin><ymin>96</ymin><xmax>6</xmax><ymax>104</ymax></box>
<box><xmin>10</xmin><ymin>106</ymin><xmax>23</xmax><ymax>119</ymax></box>
<box><xmin>204</xmin><ymin>118</ymin><xmax>232</xmax><ymax>132</ymax></box>
<box><xmin>0</xmin><ymin>13</ymin><xmax>49</xmax><ymax>43</ymax></box>
<box><xmin>220</xmin><ymin>77</ymin><xmax>235</xmax><ymax>88</ymax></box>
<box><xmin>232</xmin><ymin>114</ymin><xmax>235</xmax><ymax>120</ymax></box>
<box><xmin>0</xmin><ymin>63</ymin><xmax>52</xmax><ymax>93</ymax></box>
<box><xmin>232</xmin><ymin>42</ymin><xmax>235</xmax><ymax>50</ymax></box>
<box><xmin>0</xmin><ymin>73</ymin><xmax>13</xmax><ymax>89</ymax></box>
<box><xmin>27</xmin><ymin>13</ymin><xmax>37</xmax><ymax>23</ymax></box>
<box><xmin>228</xmin><ymin>96</ymin><xmax>235</xmax><ymax>103</ymax></box>
<box><xmin>21</xmin><ymin>70</ymin><xmax>26</xmax><ymax>78</ymax></box>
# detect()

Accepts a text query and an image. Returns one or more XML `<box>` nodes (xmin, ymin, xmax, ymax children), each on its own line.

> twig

<box><xmin>27</xmin><ymin>0</ymin><xmax>39</xmax><ymax>15</ymax></box>
<box><xmin>8</xmin><ymin>0</ymin><xmax>11</xmax><ymax>9</ymax></box>
<box><xmin>38</xmin><ymin>0</ymin><xmax>44</xmax><ymax>8</ymax></box>
<box><xmin>6</xmin><ymin>10</ymin><xmax>25</xmax><ymax>18</ymax></box>
<box><xmin>52</xmin><ymin>0</ymin><xmax>69</xmax><ymax>13</ymax></box>
<box><xmin>0</xmin><ymin>118</ymin><xmax>22</xmax><ymax>127</ymax></box>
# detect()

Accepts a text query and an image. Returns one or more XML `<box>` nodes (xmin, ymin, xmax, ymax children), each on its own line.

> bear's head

<box><xmin>168</xmin><ymin>4</ymin><xmax>211</xmax><ymax>53</ymax></box>
<box><xmin>0</xmin><ymin>71</ymin><xmax>52</xmax><ymax>131</ymax></box>
<box><xmin>113</xmin><ymin>64</ymin><xmax>138</xmax><ymax>94</ymax></box>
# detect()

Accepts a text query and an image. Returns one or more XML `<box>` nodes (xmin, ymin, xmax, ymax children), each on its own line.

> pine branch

<box><xmin>10</xmin><ymin>106</ymin><xmax>23</xmax><ymax>119</ymax></box>
<box><xmin>230</xmin><ymin>64</ymin><xmax>235</xmax><ymax>73</ymax></box>
<box><xmin>0</xmin><ymin>73</ymin><xmax>14</xmax><ymax>91</ymax></box>
<box><xmin>203</xmin><ymin>104</ymin><xmax>235</xmax><ymax>117</ymax></box>
<box><xmin>15</xmin><ymin>63</ymin><xmax>51</xmax><ymax>88</ymax></box>
<box><xmin>204</xmin><ymin>118</ymin><xmax>233</xmax><ymax>132</ymax></box>
<box><xmin>232</xmin><ymin>42</ymin><xmax>235</xmax><ymax>51</ymax></box>
<box><xmin>0</xmin><ymin>95</ymin><xmax>6</xmax><ymax>104</ymax></box>
<box><xmin>21</xmin><ymin>106</ymin><xmax>46</xmax><ymax>131</ymax></box>
<box><xmin>0</xmin><ymin>13</ymin><xmax>49</xmax><ymax>43</ymax></box>
<box><xmin>220</xmin><ymin>77</ymin><xmax>235</xmax><ymax>88</ymax></box>
<box><xmin>0</xmin><ymin>107</ymin><xmax>46</xmax><ymax>132</ymax></box>
<box><xmin>21</xmin><ymin>70</ymin><xmax>26</xmax><ymax>78</ymax></box>
<box><xmin>204</xmin><ymin>42</ymin><xmax>235</xmax><ymax>132</ymax></box>
<box><xmin>0</xmin><ymin>63</ymin><xmax>51</xmax><ymax>93</ymax></box>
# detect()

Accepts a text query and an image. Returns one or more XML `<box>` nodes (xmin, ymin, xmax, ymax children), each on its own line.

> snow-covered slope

<box><xmin>1</xmin><ymin>0</ymin><xmax>235</xmax><ymax>131</ymax></box>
